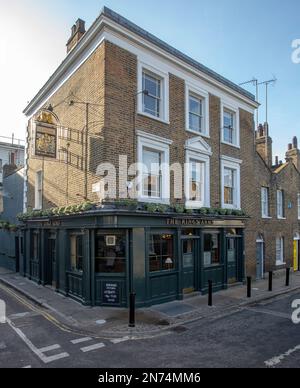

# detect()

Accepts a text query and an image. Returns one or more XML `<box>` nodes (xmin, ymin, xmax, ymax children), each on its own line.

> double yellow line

<box><xmin>0</xmin><ymin>282</ymin><xmax>72</xmax><ymax>333</ymax></box>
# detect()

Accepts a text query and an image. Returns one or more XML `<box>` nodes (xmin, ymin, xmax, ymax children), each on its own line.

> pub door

<box><xmin>182</xmin><ymin>239</ymin><xmax>196</xmax><ymax>294</ymax></box>
<box><xmin>227</xmin><ymin>237</ymin><xmax>238</xmax><ymax>284</ymax></box>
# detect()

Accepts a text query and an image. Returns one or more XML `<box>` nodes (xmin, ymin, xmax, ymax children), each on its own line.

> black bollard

<box><xmin>208</xmin><ymin>280</ymin><xmax>213</xmax><ymax>307</ymax></box>
<box><xmin>268</xmin><ymin>271</ymin><xmax>273</xmax><ymax>292</ymax></box>
<box><xmin>129</xmin><ymin>292</ymin><xmax>136</xmax><ymax>328</ymax></box>
<box><xmin>247</xmin><ymin>277</ymin><xmax>252</xmax><ymax>298</ymax></box>
<box><xmin>286</xmin><ymin>268</ymin><xmax>291</xmax><ymax>287</ymax></box>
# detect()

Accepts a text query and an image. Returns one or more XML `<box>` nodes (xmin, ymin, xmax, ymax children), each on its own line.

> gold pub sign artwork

<box><xmin>35</xmin><ymin>111</ymin><xmax>57</xmax><ymax>158</ymax></box>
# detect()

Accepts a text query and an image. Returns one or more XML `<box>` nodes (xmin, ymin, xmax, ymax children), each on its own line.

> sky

<box><xmin>0</xmin><ymin>0</ymin><xmax>300</xmax><ymax>160</ymax></box>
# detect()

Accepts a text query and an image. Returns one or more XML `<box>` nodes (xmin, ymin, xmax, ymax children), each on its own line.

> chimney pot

<box><xmin>293</xmin><ymin>136</ymin><xmax>298</xmax><ymax>149</ymax></box>
<box><xmin>275</xmin><ymin>156</ymin><xmax>279</xmax><ymax>166</ymax></box>
<box><xmin>288</xmin><ymin>143</ymin><xmax>293</xmax><ymax>151</ymax></box>
<box><xmin>258</xmin><ymin>124</ymin><xmax>264</xmax><ymax>137</ymax></box>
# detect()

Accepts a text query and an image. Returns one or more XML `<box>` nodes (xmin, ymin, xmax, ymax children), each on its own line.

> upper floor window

<box><xmin>138</xmin><ymin>62</ymin><xmax>169</xmax><ymax>123</ymax></box>
<box><xmin>224</xmin><ymin>168</ymin><xmax>235</xmax><ymax>206</ymax></box>
<box><xmin>223</xmin><ymin>110</ymin><xmax>235</xmax><ymax>144</ymax></box>
<box><xmin>137</xmin><ymin>131</ymin><xmax>171</xmax><ymax>204</ymax></box>
<box><xmin>34</xmin><ymin>171</ymin><xmax>43</xmax><ymax>210</ymax></box>
<box><xmin>185</xmin><ymin>84</ymin><xmax>209</xmax><ymax>137</ymax></box>
<box><xmin>142</xmin><ymin>71</ymin><xmax>161</xmax><ymax>118</ymax></box>
<box><xmin>189</xmin><ymin>94</ymin><xmax>204</xmax><ymax>133</ymax></box>
<box><xmin>261</xmin><ymin>187</ymin><xmax>270</xmax><ymax>218</ymax></box>
<box><xmin>277</xmin><ymin>190</ymin><xmax>284</xmax><ymax>218</ymax></box>
<box><xmin>221</xmin><ymin>104</ymin><xmax>240</xmax><ymax>147</ymax></box>
<box><xmin>221</xmin><ymin>157</ymin><xmax>241</xmax><ymax>210</ymax></box>
<box><xmin>189</xmin><ymin>160</ymin><xmax>204</xmax><ymax>203</ymax></box>
<box><xmin>142</xmin><ymin>148</ymin><xmax>162</xmax><ymax>199</ymax></box>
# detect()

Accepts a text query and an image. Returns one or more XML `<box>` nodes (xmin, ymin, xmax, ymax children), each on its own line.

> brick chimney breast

<box><xmin>67</xmin><ymin>19</ymin><xmax>86</xmax><ymax>53</ymax></box>
<box><xmin>255</xmin><ymin>123</ymin><xmax>273</xmax><ymax>167</ymax></box>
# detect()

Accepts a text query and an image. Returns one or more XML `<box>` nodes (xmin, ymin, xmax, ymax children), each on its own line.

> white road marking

<box><xmin>22</xmin><ymin>365</ymin><xmax>32</xmax><ymax>369</ymax></box>
<box><xmin>43</xmin><ymin>352</ymin><xmax>70</xmax><ymax>364</ymax></box>
<box><xmin>80</xmin><ymin>343</ymin><xmax>105</xmax><ymax>353</ymax></box>
<box><xmin>38</xmin><ymin>344</ymin><xmax>61</xmax><ymax>353</ymax></box>
<box><xmin>265</xmin><ymin>345</ymin><xmax>300</xmax><ymax>367</ymax></box>
<box><xmin>71</xmin><ymin>337</ymin><xmax>92</xmax><ymax>345</ymax></box>
<box><xmin>110</xmin><ymin>337</ymin><xmax>130</xmax><ymax>344</ymax></box>
<box><xmin>6</xmin><ymin>318</ymin><xmax>69</xmax><ymax>364</ymax></box>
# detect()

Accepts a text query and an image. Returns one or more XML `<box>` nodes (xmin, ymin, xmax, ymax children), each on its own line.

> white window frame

<box><xmin>276</xmin><ymin>237</ymin><xmax>285</xmax><ymax>266</ymax></box>
<box><xmin>221</xmin><ymin>156</ymin><xmax>242</xmax><ymax>210</ymax></box>
<box><xmin>277</xmin><ymin>189</ymin><xmax>285</xmax><ymax>219</ymax></box>
<box><xmin>298</xmin><ymin>194</ymin><xmax>300</xmax><ymax>220</ymax></box>
<box><xmin>185</xmin><ymin>83</ymin><xmax>209</xmax><ymax>137</ymax></box>
<box><xmin>185</xmin><ymin>150</ymin><xmax>210</xmax><ymax>209</ymax></box>
<box><xmin>221</xmin><ymin>102</ymin><xmax>240</xmax><ymax>148</ymax></box>
<box><xmin>261</xmin><ymin>187</ymin><xmax>270</xmax><ymax>218</ymax></box>
<box><xmin>137</xmin><ymin>131</ymin><xmax>172</xmax><ymax>204</ymax></box>
<box><xmin>137</xmin><ymin>61</ymin><xmax>169</xmax><ymax>124</ymax></box>
<box><xmin>34</xmin><ymin>170</ymin><xmax>43</xmax><ymax>210</ymax></box>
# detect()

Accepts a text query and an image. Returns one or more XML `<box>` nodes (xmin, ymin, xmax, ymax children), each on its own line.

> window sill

<box><xmin>186</xmin><ymin>128</ymin><xmax>210</xmax><ymax>139</ymax></box>
<box><xmin>185</xmin><ymin>201</ymin><xmax>208</xmax><ymax>209</ymax></box>
<box><xmin>138</xmin><ymin>111</ymin><xmax>170</xmax><ymax>125</ymax></box>
<box><xmin>221</xmin><ymin>141</ymin><xmax>240</xmax><ymax>149</ymax></box>
<box><xmin>277</xmin><ymin>217</ymin><xmax>286</xmax><ymax>220</ymax></box>
<box><xmin>222</xmin><ymin>205</ymin><xmax>241</xmax><ymax>211</ymax></box>
<box><xmin>139</xmin><ymin>197</ymin><xmax>170</xmax><ymax>206</ymax></box>
<box><xmin>262</xmin><ymin>216</ymin><xmax>272</xmax><ymax>219</ymax></box>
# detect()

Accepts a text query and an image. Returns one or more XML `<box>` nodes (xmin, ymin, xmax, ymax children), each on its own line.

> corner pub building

<box><xmin>20</xmin><ymin>8</ymin><xmax>260</xmax><ymax>308</ymax></box>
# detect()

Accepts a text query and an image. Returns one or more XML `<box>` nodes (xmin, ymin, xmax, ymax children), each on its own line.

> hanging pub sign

<box><xmin>35</xmin><ymin>111</ymin><xmax>57</xmax><ymax>158</ymax></box>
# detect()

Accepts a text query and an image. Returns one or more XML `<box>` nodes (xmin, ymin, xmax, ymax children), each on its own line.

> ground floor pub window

<box><xmin>149</xmin><ymin>234</ymin><xmax>175</xmax><ymax>272</ymax></box>
<box><xmin>70</xmin><ymin>235</ymin><xmax>83</xmax><ymax>272</ymax></box>
<box><xmin>95</xmin><ymin>232</ymin><xmax>126</xmax><ymax>273</ymax></box>
<box><xmin>203</xmin><ymin>232</ymin><xmax>221</xmax><ymax>267</ymax></box>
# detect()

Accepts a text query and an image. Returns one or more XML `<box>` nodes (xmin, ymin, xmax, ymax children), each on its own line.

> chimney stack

<box><xmin>286</xmin><ymin>136</ymin><xmax>300</xmax><ymax>172</ymax></box>
<box><xmin>255</xmin><ymin>122</ymin><xmax>273</xmax><ymax>167</ymax></box>
<box><xmin>66</xmin><ymin>19</ymin><xmax>86</xmax><ymax>53</ymax></box>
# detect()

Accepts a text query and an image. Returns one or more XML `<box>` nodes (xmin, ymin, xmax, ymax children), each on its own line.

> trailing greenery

<box><xmin>17</xmin><ymin>201</ymin><xmax>95</xmax><ymax>222</ymax></box>
<box><xmin>17</xmin><ymin>199</ymin><xmax>247</xmax><ymax>222</ymax></box>
<box><xmin>0</xmin><ymin>220</ymin><xmax>18</xmax><ymax>232</ymax></box>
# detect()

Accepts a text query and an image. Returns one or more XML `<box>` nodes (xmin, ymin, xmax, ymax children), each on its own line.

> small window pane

<box><xmin>203</xmin><ymin>233</ymin><xmax>220</xmax><ymax>267</ymax></box>
<box><xmin>149</xmin><ymin>234</ymin><xmax>175</xmax><ymax>272</ymax></box>
<box><xmin>224</xmin><ymin>110</ymin><xmax>235</xmax><ymax>144</ymax></box>
<box><xmin>70</xmin><ymin>235</ymin><xmax>83</xmax><ymax>272</ymax></box>
<box><xmin>95</xmin><ymin>233</ymin><xmax>126</xmax><ymax>273</ymax></box>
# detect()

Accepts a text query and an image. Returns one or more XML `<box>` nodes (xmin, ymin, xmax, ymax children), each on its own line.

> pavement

<box><xmin>0</xmin><ymin>267</ymin><xmax>300</xmax><ymax>340</ymax></box>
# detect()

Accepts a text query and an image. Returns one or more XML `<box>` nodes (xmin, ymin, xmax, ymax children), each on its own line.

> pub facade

<box><xmin>20</xmin><ymin>210</ymin><xmax>245</xmax><ymax>307</ymax></box>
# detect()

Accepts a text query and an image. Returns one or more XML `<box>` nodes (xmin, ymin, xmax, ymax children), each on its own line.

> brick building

<box><xmin>19</xmin><ymin>8</ymin><xmax>299</xmax><ymax>307</ymax></box>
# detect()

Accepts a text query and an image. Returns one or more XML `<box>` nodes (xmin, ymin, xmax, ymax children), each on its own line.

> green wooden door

<box><xmin>227</xmin><ymin>238</ymin><xmax>238</xmax><ymax>284</ymax></box>
<box><xmin>182</xmin><ymin>239</ymin><xmax>195</xmax><ymax>293</ymax></box>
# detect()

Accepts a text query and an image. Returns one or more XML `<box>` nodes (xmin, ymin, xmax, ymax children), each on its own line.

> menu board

<box><xmin>102</xmin><ymin>282</ymin><xmax>121</xmax><ymax>306</ymax></box>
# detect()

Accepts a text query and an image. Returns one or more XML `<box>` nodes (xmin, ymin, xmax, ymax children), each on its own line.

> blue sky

<box><xmin>1</xmin><ymin>0</ymin><xmax>300</xmax><ymax>159</ymax></box>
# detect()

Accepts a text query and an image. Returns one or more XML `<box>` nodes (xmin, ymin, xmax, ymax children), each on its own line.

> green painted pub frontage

<box><xmin>19</xmin><ymin>210</ymin><xmax>246</xmax><ymax>308</ymax></box>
